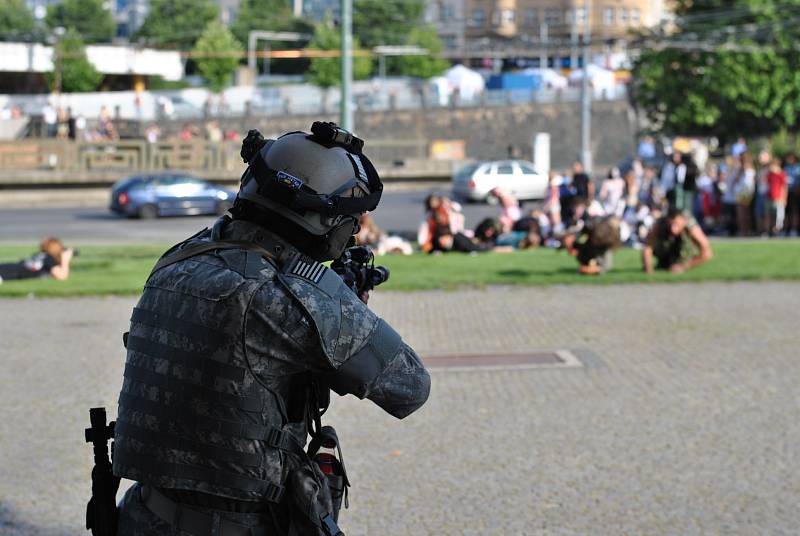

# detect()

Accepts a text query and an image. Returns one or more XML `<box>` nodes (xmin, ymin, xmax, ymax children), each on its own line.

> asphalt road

<box><xmin>0</xmin><ymin>190</ymin><xmax>511</xmax><ymax>244</ymax></box>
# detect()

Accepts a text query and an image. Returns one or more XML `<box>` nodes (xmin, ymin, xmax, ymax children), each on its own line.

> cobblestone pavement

<box><xmin>1</xmin><ymin>282</ymin><xmax>798</xmax><ymax>535</ymax></box>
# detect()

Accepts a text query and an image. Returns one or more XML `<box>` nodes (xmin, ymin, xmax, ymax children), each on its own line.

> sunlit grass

<box><xmin>0</xmin><ymin>240</ymin><xmax>797</xmax><ymax>297</ymax></box>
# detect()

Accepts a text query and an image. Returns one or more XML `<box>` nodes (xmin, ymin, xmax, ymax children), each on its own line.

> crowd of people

<box><xmin>38</xmin><ymin>103</ymin><xmax>115</xmax><ymax>141</ymax></box>
<box><xmin>397</xmin><ymin>151</ymin><xmax>723</xmax><ymax>275</ymax></box>
<box><xmin>708</xmin><ymin>146</ymin><xmax>798</xmax><ymax>238</ymax></box>
<box><xmin>17</xmin><ymin>101</ymin><xmax>243</xmax><ymax>144</ymax></box>
<box><xmin>381</xmin><ymin>136</ymin><xmax>798</xmax><ymax>274</ymax></box>
<box><xmin>636</xmin><ymin>137</ymin><xmax>797</xmax><ymax>238</ymax></box>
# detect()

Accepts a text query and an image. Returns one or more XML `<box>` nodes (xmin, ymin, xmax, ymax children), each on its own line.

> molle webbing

<box><xmin>116</xmin><ymin>238</ymin><xmax>311</xmax><ymax>502</ymax></box>
<box><xmin>125</xmin><ymin>334</ymin><xmax>245</xmax><ymax>382</ymax></box>
<box><xmin>131</xmin><ymin>307</ymin><xmax>234</xmax><ymax>348</ymax></box>
<box><xmin>115</xmin><ymin>450</ymin><xmax>285</xmax><ymax>501</ymax></box>
<box><xmin>122</xmin><ymin>363</ymin><xmax>263</xmax><ymax>412</ymax></box>
<box><xmin>116</xmin><ymin>420</ymin><xmax>263</xmax><ymax>467</ymax></box>
<box><xmin>117</xmin><ymin>391</ymin><xmax>297</xmax><ymax>450</ymax></box>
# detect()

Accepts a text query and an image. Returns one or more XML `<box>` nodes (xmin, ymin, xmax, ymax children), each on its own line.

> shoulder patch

<box><xmin>288</xmin><ymin>256</ymin><xmax>327</xmax><ymax>284</ymax></box>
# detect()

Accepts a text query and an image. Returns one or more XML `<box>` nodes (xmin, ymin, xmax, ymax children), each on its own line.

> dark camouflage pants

<box><xmin>117</xmin><ymin>483</ymin><xmax>279</xmax><ymax>536</ymax></box>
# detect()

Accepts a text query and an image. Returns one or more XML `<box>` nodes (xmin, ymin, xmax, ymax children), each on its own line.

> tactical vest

<box><xmin>113</xmin><ymin>233</ymin><xmax>331</xmax><ymax>504</ymax></box>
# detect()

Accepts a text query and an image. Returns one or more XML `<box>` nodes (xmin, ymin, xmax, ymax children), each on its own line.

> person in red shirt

<box><xmin>766</xmin><ymin>158</ymin><xmax>788</xmax><ymax>235</ymax></box>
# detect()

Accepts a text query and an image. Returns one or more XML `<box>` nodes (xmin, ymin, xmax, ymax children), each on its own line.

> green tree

<box><xmin>46</xmin><ymin>28</ymin><xmax>103</xmax><ymax>92</ymax></box>
<box><xmin>633</xmin><ymin>0</ymin><xmax>800</xmax><ymax>139</ymax></box>
<box><xmin>353</xmin><ymin>0</ymin><xmax>424</xmax><ymax>49</ymax></box>
<box><xmin>193</xmin><ymin>21</ymin><xmax>243</xmax><ymax>93</ymax></box>
<box><xmin>307</xmin><ymin>19</ymin><xmax>371</xmax><ymax>89</ymax></box>
<box><xmin>231</xmin><ymin>0</ymin><xmax>314</xmax><ymax>75</ymax></box>
<box><xmin>231</xmin><ymin>0</ymin><xmax>312</xmax><ymax>44</ymax></box>
<box><xmin>45</xmin><ymin>0</ymin><xmax>115</xmax><ymax>43</ymax></box>
<box><xmin>135</xmin><ymin>0</ymin><xmax>218</xmax><ymax>49</ymax></box>
<box><xmin>0</xmin><ymin>0</ymin><xmax>36</xmax><ymax>40</ymax></box>
<box><xmin>394</xmin><ymin>26</ymin><xmax>449</xmax><ymax>79</ymax></box>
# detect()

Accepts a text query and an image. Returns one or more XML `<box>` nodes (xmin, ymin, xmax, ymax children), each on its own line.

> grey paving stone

<box><xmin>0</xmin><ymin>282</ymin><xmax>797</xmax><ymax>535</ymax></box>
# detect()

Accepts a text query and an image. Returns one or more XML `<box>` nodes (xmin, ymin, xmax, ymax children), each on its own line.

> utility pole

<box><xmin>570</xmin><ymin>11</ymin><xmax>578</xmax><ymax>69</ymax></box>
<box><xmin>340</xmin><ymin>0</ymin><xmax>353</xmax><ymax>131</ymax></box>
<box><xmin>53</xmin><ymin>26</ymin><xmax>65</xmax><ymax>94</ymax></box>
<box><xmin>539</xmin><ymin>22</ymin><xmax>548</xmax><ymax>68</ymax></box>
<box><xmin>579</xmin><ymin>0</ymin><xmax>592</xmax><ymax>173</ymax></box>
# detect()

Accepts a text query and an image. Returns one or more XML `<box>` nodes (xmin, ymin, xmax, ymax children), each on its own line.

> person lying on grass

<box><xmin>642</xmin><ymin>208</ymin><xmax>713</xmax><ymax>274</ymax></box>
<box><xmin>0</xmin><ymin>237</ymin><xmax>74</xmax><ymax>283</ymax></box>
<box><xmin>562</xmin><ymin>216</ymin><xmax>622</xmax><ymax>275</ymax></box>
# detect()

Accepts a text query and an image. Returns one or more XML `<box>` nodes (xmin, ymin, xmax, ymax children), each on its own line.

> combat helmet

<box><xmin>235</xmin><ymin>122</ymin><xmax>383</xmax><ymax>259</ymax></box>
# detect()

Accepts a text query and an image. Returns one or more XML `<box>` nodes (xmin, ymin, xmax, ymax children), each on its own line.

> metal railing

<box><xmin>0</xmin><ymin>140</ymin><xmax>242</xmax><ymax>173</ymax></box>
<box><xmin>0</xmin><ymin>138</ymin><xmax>433</xmax><ymax>179</ymax></box>
<box><xmin>251</xmin><ymin>85</ymin><xmax>628</xmax><ymax>117</ymax></box>
<box><xmin>4</xmin><ymin>84</ymin><xmax>629</xmax><ymax>130</ymax></box>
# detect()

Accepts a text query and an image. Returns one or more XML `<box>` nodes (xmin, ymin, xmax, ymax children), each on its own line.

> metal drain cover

<box><xmin>422</xmin><ymin>350</ymin><xmax>582</xmax><ymax>371</ymax></box>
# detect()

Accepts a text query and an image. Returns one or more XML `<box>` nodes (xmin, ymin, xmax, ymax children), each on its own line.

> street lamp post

<box><xmin>373</xmin><ymin>45</ymin><xmax>428</xmax><ymax>79</ymax></box>
<box><xmin>579</xmin><ymin>0</ymin><xmax>592</xmax><ymax>173</ymax></box>
<box><xmin>340</xmin><ymin>0</ymin><xmax>353</xmax><ymax>131</ymax></box>
<box><xmin>539</xmin><ymin>22</ymin><xmax>548</xmax><ymax>68</ymax></box>
<box><xmin>53</xmin><ymin>26</ymin><xmax>66</xmax><ymax>94</ymax></box>
<box><xmin>247</xmin><ymin>30</ymin><xmax>312</xmax><ymax>79</ymax></box>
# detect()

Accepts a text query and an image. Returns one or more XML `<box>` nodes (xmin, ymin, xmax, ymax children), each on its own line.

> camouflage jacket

<box><xmin>112</xmin><ymin>218</ymin><xmax>430</xmax><ymax>503</ymax></box>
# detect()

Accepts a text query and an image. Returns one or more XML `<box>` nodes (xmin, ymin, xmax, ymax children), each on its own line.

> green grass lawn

<box><xmin>0</xmin><ymin>240</ymin><xmax>798</xmax><ymax>297</ymax></box>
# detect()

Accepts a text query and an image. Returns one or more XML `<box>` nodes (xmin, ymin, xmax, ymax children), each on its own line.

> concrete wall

<box><xmin>167</xmin><ymin>99</ymin><xmax>635</xmax><ymax>172</ymax></box>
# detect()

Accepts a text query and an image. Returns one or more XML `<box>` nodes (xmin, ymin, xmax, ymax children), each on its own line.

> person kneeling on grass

<box><xmin>642</xmin><ymin>207</ymin><xmax>713</xmax><ymax>274</ymax></box>
<box><xmin>562</xmin><ymin>216</ymin><xmax>622</xmax><ymax>275</ymax></box>
<box><xmin>0</xmin><ymin>237</ymin><xmax>74</xmax><ymax>284</ymax></box>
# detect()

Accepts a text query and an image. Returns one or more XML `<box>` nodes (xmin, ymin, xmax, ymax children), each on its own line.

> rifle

<box><xmin>85</xmin><ymin>407</ymin><xmax>120</xmax><ymax>536</ymax></box>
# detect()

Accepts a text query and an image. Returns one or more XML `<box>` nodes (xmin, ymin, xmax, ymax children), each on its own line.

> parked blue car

<box><xmin>110</xmin><ymin>173</ymin><xmax>235</xmax><ymax>219</ymax></box>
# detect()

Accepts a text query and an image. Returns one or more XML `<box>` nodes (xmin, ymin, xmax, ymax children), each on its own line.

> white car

<box><xmin>452</xmin><ymin>160</ymin><xmax>548</xmax><ymax>202</ymax></box>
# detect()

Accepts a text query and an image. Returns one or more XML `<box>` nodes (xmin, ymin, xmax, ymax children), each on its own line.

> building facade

<box><xmin>428</xmin><ymin>0</ymin><xmax>668</xmax><ymax>64</ymax></box>
<box><xmin>425</xmin><ymin>0</ymin><xmax>468</xmax><ymax>52</ymax></box>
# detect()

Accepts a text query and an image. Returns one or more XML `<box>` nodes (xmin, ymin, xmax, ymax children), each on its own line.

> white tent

<box><xmin>444</xmin><ymin>64</ymin><xmax>485</xmax><ymax>101</ymax></box>
<box><xmin>568</xmin><ymin>64</ymin><xmax>617</xmax><ymax>97</ymax></box>
<box><xmin>520</xmin><ymin>68</ymin><xmax>568</xmax><ymax>89</ymax></box>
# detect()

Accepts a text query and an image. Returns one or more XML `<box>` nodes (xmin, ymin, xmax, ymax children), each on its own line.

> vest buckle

<box><xmin>265</xmin><ymin>428</ymin><xmax>286</xmax><ymax>450</ymax></box>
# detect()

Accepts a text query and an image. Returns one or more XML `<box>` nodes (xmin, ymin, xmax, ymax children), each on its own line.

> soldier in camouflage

<box><xmin>112</xmin><ymin>123</ymin><xmax>431</xmax><ymax>536</ymax></box>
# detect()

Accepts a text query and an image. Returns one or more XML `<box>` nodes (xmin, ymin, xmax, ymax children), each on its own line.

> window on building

<box><xmin>619</xmin><ymin>7</ymin><xmax>629</xmax><ymax>24</ymax></box>
<box><xmin>493</xmin><ymin>9</ymin><xmax>514</xmax><ymax>25</ymax></box>
<box><xmin>566</xmin><ymin>7</ymin><xmax>586</xmax><ymax>25</ymax></box>
<box><xmin>442</xmin><ymin>35</ymin><xmax>457</xmax><ymax>49</ymax></box>
<box><xmin>440</xmin><ymin>3</ymin><xmax>454</xmax><ymax>22</ymax></box>
<box><xmin>576</xmin><ymin>7</ymin><xmax>587</xmax><ymax>25</ymax></box>
<box><xmin>470</xmin><ymin>8</ymin><xmax>486</xmax><ymax>27</ymax></box>
<box><xmin>545</xmin><ymin>8</ymin><xmax>560</xmax><ymax>26</ymax></box>
<box><xmin>631</xmin><ymin>7</ymin><xmax>641</xmax><ymax>24</ymax></box>
<box><xmin>603</xmin><ymin>6</ymin><xmax>614</xmax><ymax>25</ymax></box>
<box><xmin>524</xmin><ymin>8</ymin><xmax>538</xmax><ymax>25</ymax></box>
